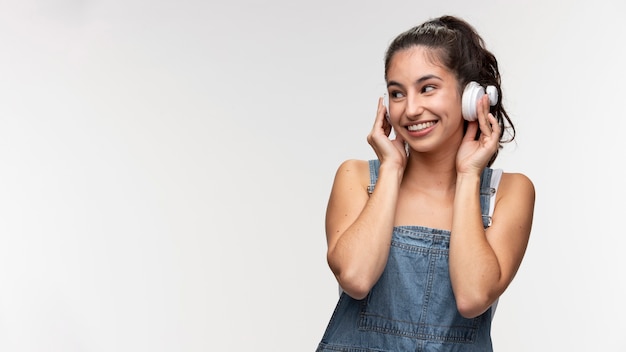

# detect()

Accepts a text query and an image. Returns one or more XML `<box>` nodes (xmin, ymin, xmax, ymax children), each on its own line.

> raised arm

<box><xmin>450</xmin><ymin>95</ymin><xmax>536</xmax><ymax>318</ymax></box>
<box><xmin>326</xmin><ymin>99</ymin><xmax>407</xmax><ymax>299</ymax></box>
<box><xmin>449</xmin><ymin>171</ymin><xmax>535</xmax><ymax>318</ymax></box>
<box><xmin>325</xmin><ymin>159</ymin><xmax>404</xmax><ymax>300</ymax></box>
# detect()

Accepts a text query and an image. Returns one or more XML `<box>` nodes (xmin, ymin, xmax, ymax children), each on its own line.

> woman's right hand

<box><xmin>366</xmin><ymin>97</ymin><xmax>408</xmax><ymax>170</ymax></box>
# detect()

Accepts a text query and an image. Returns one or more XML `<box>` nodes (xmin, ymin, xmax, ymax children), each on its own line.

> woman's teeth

<box><xmin>407</xmin><ymin>121</ymin><xmax>435</xmax><ymax>132</ymax></box>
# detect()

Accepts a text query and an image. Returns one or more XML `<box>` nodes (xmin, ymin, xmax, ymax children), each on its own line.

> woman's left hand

<box><xmin>456</xmin><ymin>94</ymin><xmax>501</xmax><ymax>175</ymax></box>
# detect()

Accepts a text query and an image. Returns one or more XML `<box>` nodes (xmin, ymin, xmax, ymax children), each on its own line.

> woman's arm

<box><xmin>325</xmin><ymin>159</ymin><xmax>403</xmax><ymax>300</ymax></box>
<box><xmin>449</xmin><ymin>172</ymin><xmax>535</xmax><ymax>318</ymax></box>
<box><xmin>325</xmin><ymin>98</ymin><xmax>407</xmax><ymax>300</ymax></box>
<box><xmin>450</xmin><ymin>95</ymin><xmax>536</xmax><ymax>318</ymax></box>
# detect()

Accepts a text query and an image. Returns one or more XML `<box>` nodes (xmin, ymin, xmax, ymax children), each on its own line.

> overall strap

<box><xmin>367</xmin><ymin>159</ymin><xmax>503</xmax><ymax>229</ymax></box>
<box><xmin>367</xmin><ymin>159</ymin><xmax>380</xmax><ymax>194</ymax></box>
<box><xmin>480</xmin><ymin>168</ymin><xmax>503</xmax><ymax>228</ymax></box>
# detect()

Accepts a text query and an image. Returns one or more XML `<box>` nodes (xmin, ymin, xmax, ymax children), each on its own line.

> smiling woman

<box><xmin>3</xmin><ymin>1</ymin><xmax>626</xmax><ymax>351</ymax></box>
<box><xmin>316</xmin><ymin>15</ymin><xmax>535</xmax><ymax>352</ymax></box>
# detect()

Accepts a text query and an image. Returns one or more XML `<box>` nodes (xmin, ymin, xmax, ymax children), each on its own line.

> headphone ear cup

<box><xmin>461</xmin><ymin>81</ymin><xmax>485</xmax><ymax>121</ymax></box>
<box><xmin>486</xmin><ymin>86</ymin><xmax>499</xmax><ymax>107</ymax></box>
<box><xmin>383</xmin><ymin>93</ymin><xmax>390</xmax><ymax>122</ymax></box>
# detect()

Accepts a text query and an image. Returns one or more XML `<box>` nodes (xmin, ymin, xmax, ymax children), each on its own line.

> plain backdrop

<box><xmin>0</xmin><ymin>0</ymin><xmax>625</xmax><ymax>351</ymax></box>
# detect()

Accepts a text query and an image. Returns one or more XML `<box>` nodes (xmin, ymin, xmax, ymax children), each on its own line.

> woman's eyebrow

<box><xmin>387</xmin><ymin>74</ymin><xmax>443</xmax><ymax>89</ymax></box>
<box><xmin>415</xmin><ymin>74</ymin><xmax>443</xmax><ymax>84</ymax></box>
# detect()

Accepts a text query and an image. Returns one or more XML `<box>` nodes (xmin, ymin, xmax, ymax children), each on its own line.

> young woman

<box><xmin>316</xmin><ymin>15</ymin><xmax>535</xmax><ymax>351</ymax></box>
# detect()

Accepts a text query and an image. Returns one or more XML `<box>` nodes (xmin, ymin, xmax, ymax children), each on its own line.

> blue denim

<box><xmin>316</xmin><ymin>160</ymin><xmax>497</xmax><ymax>352</ymax></box>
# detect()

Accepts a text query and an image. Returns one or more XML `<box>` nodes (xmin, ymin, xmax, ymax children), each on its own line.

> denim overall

<box><xmin>316</xmin><ymin>160</ymin><xmax>500</xmax><ymax>352</ymax></box>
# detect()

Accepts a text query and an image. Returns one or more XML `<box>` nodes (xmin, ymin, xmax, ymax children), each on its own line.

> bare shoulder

<box><xmin>492</xmin><ymin>171</ymin><xmax>536</xmax><ymax>233</ymax></box>
<box><xmin>326</xmin><ymin>159</ymin><xmax>372</xmax><ymax>240</ymax></box>
<box><xmin>499</xmin><ymin>172</ymin><xmax>535</xmax><ymax>201</ymax></box>
<box><xmin>332</xmin><ymin>159</ymin><xmax>372</xmax><ymax>191</ymax></box>
<box><xmin>484</xmin><ymin>171</ymin><xmax>536</xmax><ymax>297</ymax></box>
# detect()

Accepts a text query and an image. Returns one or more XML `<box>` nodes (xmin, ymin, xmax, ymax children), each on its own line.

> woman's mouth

<box><xmin>407</xmin><ymin>121</ymin><xmax>436</xmax><ymax>132</ymax></box>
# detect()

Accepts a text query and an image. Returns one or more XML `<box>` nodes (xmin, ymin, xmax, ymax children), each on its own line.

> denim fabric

<box><xmin>317</xmin><ymin>160</ymin><xmax>497</xmax><ymax>352</ymax></box>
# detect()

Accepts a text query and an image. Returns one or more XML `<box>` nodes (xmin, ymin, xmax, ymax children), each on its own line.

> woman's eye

<box><xmin>391</xmin><ymin>92</ymin><xmax>405</xmax><ymax>99</ymax></box>
<box><xmin>422</xmin><ymin>85</ymin><xmax>435</xmax><ymax>93</ymax></box>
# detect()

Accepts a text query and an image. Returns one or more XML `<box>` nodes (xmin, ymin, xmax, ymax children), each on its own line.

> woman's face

<box><xmin>386</xmin><ymin>46</ymin><xmax>464</xmax><ymax>153</ymax></box>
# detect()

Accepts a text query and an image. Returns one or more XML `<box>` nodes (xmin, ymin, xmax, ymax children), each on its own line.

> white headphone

<box><xmin>383</xmin><ymin>92</ymin><xmax>391</xmax><ymax>122</ymax></box>
<box><xmin>383</xmin><ymin>81</ymin><xmax>498</xmax><ymax>122</ymax></box>
<box><xmin>461</xmin><ymin>81</ymin><xmax>498</xmax><ymax>121</ymax></box>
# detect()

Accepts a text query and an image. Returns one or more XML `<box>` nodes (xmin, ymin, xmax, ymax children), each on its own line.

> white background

<box><xmin>0</xmin><ymin>0</ymin><xmax>625</xmax><ymax>351</ymax></box>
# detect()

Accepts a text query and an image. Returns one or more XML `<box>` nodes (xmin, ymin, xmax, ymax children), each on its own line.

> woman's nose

<box><xmin>405</xmin><ymin>95</ymin><xmax>424</xmax><ymax>119</ymax></box>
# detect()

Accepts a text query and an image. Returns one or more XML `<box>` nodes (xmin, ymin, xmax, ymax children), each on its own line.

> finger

<box><xmin>374</xmin><ymin>97</ymin><xmax>386</xmax><ymax>127</ymax></box>
<box><xmin>368</xmin><ymin>98</ymin><xmax>392</xmax><ymax>145</ymax></box>
<box><xmin>463</xmin><ymin>120</ymin><xmax>479</xmax><ymax>143</ymax></box>
<box><xmin>478</xmin><ymin>95</ymin><xmax>493</xmax><ymax>137</ymax></box>
<box><xmin>394</xmin><ymin>133</ymin><xmax>405</xmax><ymax>146</ymax></box>
<box><xmin>383</xmin><ymin>119</ymin><xmax>392</xmax><ymax>137</ymax></box>
<box><xmin>367</xmin><ymin>98</ymin><xmax>384</xmax><ymax>144</ymax></box>
<box><xmin>377</xmin><ymin>97</ymin><xmax>393</xmax><ymax>137</ymax></box>
<box><xmin>487</xmin><ymin>112</ymin><xmax>500</xmax><ymax>138</ymax></box>
<box><xmin>391</xmin><ymin>133</ymin><xmax>408</xmax><ymax>156</ymax></box>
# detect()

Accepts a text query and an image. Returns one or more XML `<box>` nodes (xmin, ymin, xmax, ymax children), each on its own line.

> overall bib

<box><xmin>316</xmin><ymin>160</ymin><xmax>501</xmax><ymax>352</ymax></box>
